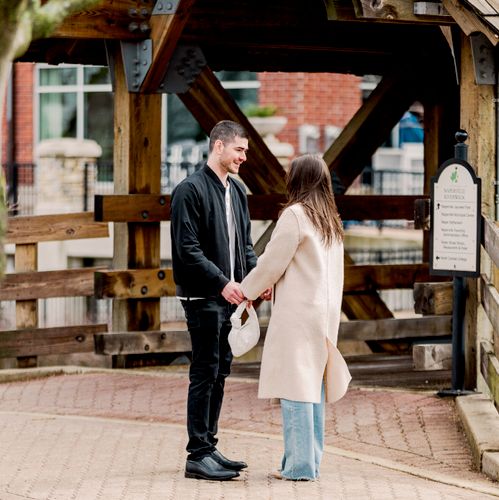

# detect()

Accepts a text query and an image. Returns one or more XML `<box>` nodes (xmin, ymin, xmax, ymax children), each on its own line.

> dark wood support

<box><xmin>0</xmin><ymin>268</ymin><xmax>103</xmax><ymax>301</ymax></box>
<box><xmin>179</xmin><ymin>66</ymin><xmax>287</xmax><ymax>194</ymax></box>
<box><xmin>140</xmin><ymin>0</ymin><xmax>196</xmax><ymax>93</ymax></box>
<box><xmin>95</xmin><ymin>269</ymin><xmax>175</xmax><ymax>299</ymax></box>
<box><xmin>414</xmin><ymin>282</ymin><xmax>453</xmax><ymax>315</ymax></box>
<box><xmin>0</xmin><ymin>325</ymin><xmax>108</xmax><ymax>358</ymax></box>
<box><xmin>7</xmin><ymin>212</ymin><xmax>108</xmax><ymax>244</ymax></box>
<box><xmin>94</xmin><ymin>315</ymin><xmax>451</xmax><ymax>355</ymax></box>
<box><xmin>94</xmin><ymin>193</ymin><xmax>427</xmax><ymax>222</ymax></box>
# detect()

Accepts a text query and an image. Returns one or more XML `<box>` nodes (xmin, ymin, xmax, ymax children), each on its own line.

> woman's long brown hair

<box><xmin>282</xmin><ymin>154</ymin><xmax>344</xmax><ymax>246</ymax></box>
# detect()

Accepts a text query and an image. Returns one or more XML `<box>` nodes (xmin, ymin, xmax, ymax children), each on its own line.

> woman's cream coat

<box><xmin>240</xmin><ymin>204</ymin><xmax>351</xmax><ymax>404</ymax></box>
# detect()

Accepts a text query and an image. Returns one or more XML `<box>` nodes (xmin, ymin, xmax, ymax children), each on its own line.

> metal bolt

<box><xmin>156</xmin><ymin>2</ymin><xmax>163</xmax><ymax>10</ymax></box>
<box><xmin>128</xmin><ymin>22</ymin><xmax>139</xmax><ymax>32</ymax></box>
<box><xmin>140</xmin><ymin>8</ymin><xmax>149</xmax><ymax>17</ymax></box>
<box><xmin>75</xmin><ymin>335</ymin><xmax>85</xmax><ymax>343</ymax></box>
<box><xmin>166</xmin><ymin>2</ymin><xmax>173</xmax><ymax>10</ymax></box>
<box><xmin>144</xmin><ymin>344</ymin><xmax>150</xmax><ymax>351</ymax></box>
<box><xmin>159</xmin><ymin>196</ymin><xmax>166</xmax><ymax>205</ymax></box>
<box><xmin>129</xmin><ymin>8</ymin><xmax>138</xmax><ymax>16</ymax></box>
<box><xmin>161</xmin><ymin>333</ymin><xmax>166</xmax><ymax>340</ymax></box>
<box><xmin>142</xmin><ymin>210</ymin><xmax>149</xmax><ymax>219</ymax></box>
<box><xmin>158</xmin><ymin>270</ymin><xmax>165</xmax><ymax>280</ymax></box>
<box><xmin>140</xmin><ymin>22</ymin><xmax>150</xmax><ymax>33</ymax></box>
<box><xmin>141</xmin><ymin>286</ymin><xmax>148</xmax><ymax>295</ymax></box>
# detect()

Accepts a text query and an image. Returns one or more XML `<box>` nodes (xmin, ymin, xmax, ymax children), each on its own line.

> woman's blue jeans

<box><xmin>280</xmin><ymin>384</ymin><xmax>325</xmax><ymax>480</ymax></box>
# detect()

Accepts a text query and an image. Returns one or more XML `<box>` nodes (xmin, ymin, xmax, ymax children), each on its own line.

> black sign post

<box><xmin>430</xmin><ymin>131</ymin><xmax>481</xmax><ymax>397</ymax></box>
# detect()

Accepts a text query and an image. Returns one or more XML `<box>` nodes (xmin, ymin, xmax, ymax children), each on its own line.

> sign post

<box><xmin>430</xmin><ymin>131</ymin><xmax>481</xmax><ymax>396</ymax></box>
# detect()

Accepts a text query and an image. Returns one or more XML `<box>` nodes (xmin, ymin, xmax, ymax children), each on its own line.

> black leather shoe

<box><xmin>185</xmin><ymin>455</ymin><xmax>239</xmax><ymax>481</ymax></box>
<box><xmin>211</xmin><ymin>449</ymin><xmax>248</xmax><ymax>471</ymax></box>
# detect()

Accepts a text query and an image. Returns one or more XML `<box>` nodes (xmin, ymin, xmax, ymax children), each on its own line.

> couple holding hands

<box><xmin>171</xmin><ymin>120</ymin><xmax>351</xmax><ymax>482</ymax></box>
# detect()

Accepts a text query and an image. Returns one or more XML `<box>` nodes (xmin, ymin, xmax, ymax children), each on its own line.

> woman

<box><xmin>240</xmin><ymin>154</ymin><xmax>351</xmax><ymax>481</ymax></box>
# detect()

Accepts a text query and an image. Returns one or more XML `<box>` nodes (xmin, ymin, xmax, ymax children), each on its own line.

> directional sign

<box><xmin>430</xmin><ymin>158</ymin><xmax>481</xmax><ymax>277</ymax></box>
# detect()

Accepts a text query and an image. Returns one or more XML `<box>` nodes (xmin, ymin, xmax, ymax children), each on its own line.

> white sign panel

<box><xmin>430</xmin><ymin>159</ymin><xmax>481</xmax><ymax>277</ymax></box>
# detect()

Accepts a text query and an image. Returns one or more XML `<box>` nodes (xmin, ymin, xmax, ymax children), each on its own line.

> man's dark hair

<box><xmin>209</xmin><ymin>120</ymin><xmax>249</xmax><ymax>152</ymax></box>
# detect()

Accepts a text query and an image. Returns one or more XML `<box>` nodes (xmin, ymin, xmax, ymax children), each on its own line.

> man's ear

<box><xmin>214</xmin><ymin>139</ymin><xmax>224</xmax><ymax>154</ymax></box>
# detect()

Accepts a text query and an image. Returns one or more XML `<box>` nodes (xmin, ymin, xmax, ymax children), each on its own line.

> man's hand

<box><xmin>221</xmin><ymin>281</ymin><xmax>245</xmax><ymax>305</ymax></box>
<box><xmin>260</xmin><ymin>288</ymin><xmax>272</xmax><ymax>301</ymax></box>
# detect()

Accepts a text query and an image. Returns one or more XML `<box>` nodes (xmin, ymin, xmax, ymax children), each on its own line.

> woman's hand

<box><xmin>260</xmin><ymin>288</ymin><xmax>272</xmax><ymax>301</ymax></box>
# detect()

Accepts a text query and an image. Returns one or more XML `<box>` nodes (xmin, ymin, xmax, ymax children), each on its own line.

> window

<box><xmin>37</xmin><ymin>64</ymin><xmax>114</xmax><ymax>161</ymax></box>
<box><xmin>165</xmin><ymin>71</ymin><xmax>259</xmax><ymax>150</ymax></box>
<box><xmin>37</xmin><ymin>65</ymin><xmax>259</xmax><ymax>164</ymax></box>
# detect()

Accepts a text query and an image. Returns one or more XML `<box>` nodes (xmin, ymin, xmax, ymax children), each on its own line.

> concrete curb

<box><xmin>456</xmin><ymin>393</ymin><xmax>499</xmax><ymax>482</ymax></box>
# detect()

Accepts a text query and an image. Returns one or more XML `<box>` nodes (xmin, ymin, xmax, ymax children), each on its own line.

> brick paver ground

<box><xmin>0</xmin><ymin>370</ymin><xmax>498</xmax><ymax>499</ymax></box>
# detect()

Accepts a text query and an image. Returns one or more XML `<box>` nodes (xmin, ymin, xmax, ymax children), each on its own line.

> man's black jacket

<box><xmin>170</xmin><ymin>164</ymin><xmax>257</xmax><ymax>298</ymax></box>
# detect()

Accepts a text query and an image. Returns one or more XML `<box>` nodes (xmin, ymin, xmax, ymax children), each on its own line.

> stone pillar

<box><xmin>36</xmin><ymin>138</ymin><xmax>102</xmax><ymax>214</ymax></box>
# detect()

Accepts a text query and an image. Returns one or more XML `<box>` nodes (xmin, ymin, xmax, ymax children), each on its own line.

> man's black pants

<box><xmin>181</xmin><ymin>298</ymin><xmax>234</xmax><ymax>461</ymax></box>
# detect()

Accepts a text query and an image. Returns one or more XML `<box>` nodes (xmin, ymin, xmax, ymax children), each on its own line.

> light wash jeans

<box><xmin>280</xmin><ymin>384</ymin><xmax>325</xmax><ymax>480</ymax></box>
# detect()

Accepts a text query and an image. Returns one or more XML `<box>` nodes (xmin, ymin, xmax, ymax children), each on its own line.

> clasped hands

<box><xmin>221</xmin><ymin>281</ymin><xmax>272</xmax><ymax>306</ymax></box>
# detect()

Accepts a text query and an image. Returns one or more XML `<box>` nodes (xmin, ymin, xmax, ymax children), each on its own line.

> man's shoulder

<box><xmin>229</xmin><ymin>176</ymin><xmax>248</xmax><ymax>197</ymax></box>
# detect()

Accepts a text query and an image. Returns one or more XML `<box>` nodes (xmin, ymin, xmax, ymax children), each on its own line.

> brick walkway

<box><xmin>0</xmin><ymin>370</ymin><xmax>498</xmax><ymax>499</ymax></box>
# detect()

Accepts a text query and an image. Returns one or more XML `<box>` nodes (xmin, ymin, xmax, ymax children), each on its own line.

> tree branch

<box><xmin>32</xmin><ymin>0</ymin><xmax>101</xmax><ymax>40</ymax></box>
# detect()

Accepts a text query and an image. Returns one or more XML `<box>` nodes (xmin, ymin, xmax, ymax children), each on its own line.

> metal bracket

<box><xmin>414</xmin><ymin>2</ymin><xmax>450</xmax><ymax>17</ymax></box>
<box><xmin>120</xmin><ymin>40</ymin><xmax>152</xmax><ymax>92</ymax></box>
<box><xmin>153</xmin><ymin>0</ymin><xmax>179</xmax><ymax>15</ymax></box>
<box><xmin>470</xmin><ymin>32</ymin><xmax>496</xmax><ymax>85</ymax></box>
<box><xmin>156</xmin><ymin>45</ymin><xmax>206</xmax><ymax>94</ymax></box>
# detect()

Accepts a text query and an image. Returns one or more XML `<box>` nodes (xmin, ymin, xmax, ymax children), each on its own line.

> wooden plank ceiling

<box><xmin>20</xmin><ymin>0</ymin><xmax>454</xmax><ymax>77</ymax></box>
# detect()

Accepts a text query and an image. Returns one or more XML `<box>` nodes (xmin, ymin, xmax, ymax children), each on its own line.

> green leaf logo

<box><xmin>450</xmin><ymin>167</ymin><xmax>458</xmax><ymax>183</ymax></box>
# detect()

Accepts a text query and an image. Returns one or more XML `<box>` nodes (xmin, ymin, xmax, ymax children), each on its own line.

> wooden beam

<box><xmin>480</xmin><ymin>342</ymin><xmax>499</xmax><ymax>407</ymax></box>
<box><xmin>51</xmin><ymin>0</ymin><xmax>148</xmax><ymax>40</ymax></box>
<box><xmin>481</xmin><ymin>275</ymin><xmax>499</xmax><ymax>335</ymax></box>
<box><xmin>460</xmin><ymin>33</ymin><xmax>496</xmax><ymax>389</ymax></box>
<box><xmin>339</xmin><ymin>315</ymin><xmax>451</xmax><ymax>341</ymax></box>
<box><xmin>344</xmin><ymin>263</ymin><xmax>437</xmax><ymax>292</ymax></box>
<box><xmin>140</xmin><ymin>0</ymin><xmax>196</xmax><ymax>92</ymax></box>
<box><xmin>94</xmin><ymin>195</ymin><xmax>169</xmax><ymax>222</ymax></box>
<box><xmin>7</xmin><ymin>212</ymin><xmax>108</xmax><ymax>245</ymax></box>
<box><xmin>95</xmin><ymin>330</ymin><xmax>191</xmax><ymax>355</ymax></box>
<box><xmin>0</xmin><ymin>324</ymin><xmax>107</xmax><ymax>358</ymax></box>
<box><xmin>179</xmin><ymin>66</ymin><xmax>287</xmax><ymax>195</ymax></box>
<box><xmin>0</xmin><ymin>268</ymin><xmax>102</xmax><ymax>301</ymax></box>
<box><xmin>323</xmin><ymin>70</ymin><xmax>422</xmax><ymax>191</ymax></box>
<box><xmin>483</xmin><ymin>216</ymin><xmax>499</xmax><ymax>269</ymax></box>
<box><xmin>94</xmin><ymin>194</ymin><xmax>426</xmax><ymax>222</ymax></box>
<box><xmin>95</xmin><ymin>269</ymin><xmax>175</xmax><ymax>299</ymax></box>
<box><xmin>14</xmin><ymin>243</ymin><xmax>38</xmax><ymax>368</ymax></box>
<box><xmin>94</xmin><ymin>314</ymin><xmax>451</xmax><ymax>356</ymax></box>
<box><xmin>443</xmin><ymin>0</ymin><xmax>499</xmax><ymax>46</ymax></box>
<box><xmin>112</xmin><ymin>43</ymin><xmax>162</xmax><ymax>335</ymax></box>
<box><xmin>414</xmin><ymin>282</ymin><xmax>453</xmax><ymax>315</ymax></box>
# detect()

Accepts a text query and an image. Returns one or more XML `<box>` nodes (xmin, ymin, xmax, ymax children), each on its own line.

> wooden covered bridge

<box><xmin>1</xmin><ymin>0</ymin><xmax>498</xmax><ymax>401</ymax></box>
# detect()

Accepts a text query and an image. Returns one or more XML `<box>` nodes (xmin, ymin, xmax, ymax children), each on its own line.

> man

<box><xmin>171</xmin><ymin>120</ymin><xmax>260</xmax><ymax>481</ymax></box>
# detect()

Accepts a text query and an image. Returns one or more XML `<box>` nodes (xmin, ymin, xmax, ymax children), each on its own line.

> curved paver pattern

<box><xmin>0</xmin><ymin>371</ymin><xmax>498</xmax><ymax>499</ymax></box>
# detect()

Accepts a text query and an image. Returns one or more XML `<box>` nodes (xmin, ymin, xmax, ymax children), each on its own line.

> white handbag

<box><xmin>228</xmin><ymin>300</ymin><xmax>260</xmax><ymax>357</ymax></box>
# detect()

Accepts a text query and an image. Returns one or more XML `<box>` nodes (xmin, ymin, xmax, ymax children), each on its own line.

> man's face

<box><xmin>217</xmin><ymin>136</ymin><xmax>249</xmax><ymax>175</ymax></box>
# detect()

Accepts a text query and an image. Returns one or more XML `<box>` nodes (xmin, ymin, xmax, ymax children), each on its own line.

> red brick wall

<box><xmin>1</xmin><ymin>63</ymin><xmax>35</xmax><ymax>165</ymax></box>
<box><xmin>258</xmin><ymin>72</ymin><xmax>362</xmax><ymax>154</ymax></box>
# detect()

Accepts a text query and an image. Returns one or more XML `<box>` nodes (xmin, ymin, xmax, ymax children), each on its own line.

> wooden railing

<box><xmin>93</xmin><ymin>193</ymin><xmax>451</xmax><ymax>357</ymax></box>
<box><xmin>480</xmin><ymin>216</ymin><xmax>499</xmax><ymax>406</ymax></box>
<box><xmin>0</xmin><ymin>213</ymin><xmax>109</xmax><ymax>366</ymax></box>
<box><xmin>0</xmin><ymin>196</ymin><xmax>454</xmax><ymax>365</ymax></box>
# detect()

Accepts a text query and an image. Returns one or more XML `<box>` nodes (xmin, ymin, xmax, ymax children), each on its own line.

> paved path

<box><xmin>0</xmin><ymin>370</ymin><xmax>498</xmax><ymax>499</ymax></box>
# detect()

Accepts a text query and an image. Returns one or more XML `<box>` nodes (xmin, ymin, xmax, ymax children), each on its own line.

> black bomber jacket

<box><xmin>170</xmin><ymin>164</ymin><xmax>257</xmax><ymax>298</ymax></box>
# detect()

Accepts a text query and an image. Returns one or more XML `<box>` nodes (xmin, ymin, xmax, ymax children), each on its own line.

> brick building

<box><xmin>2</xmin><ymin>63</ymin><xmax>362</xmax><ymax>167</ymax></box>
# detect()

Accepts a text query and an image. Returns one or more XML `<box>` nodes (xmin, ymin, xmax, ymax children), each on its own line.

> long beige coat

<box><xmin>240</xmin><ymin>203</ymin><xmax>351</xmax><ymax>404</ymax></box>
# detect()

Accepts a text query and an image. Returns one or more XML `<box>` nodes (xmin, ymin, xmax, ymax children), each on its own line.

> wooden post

<box><xmin>15</xmin><ymin>243</ymin><xmax>38</xmax><ymax>367</ymax></box>
<box><xmin>112</xmin><ymin>45</ymin><xmax>162</xmax><ymax>367</ymax></box>
<box><xmin>460</xmin><ymin>33</ymin><xmax>496</xmax><ymax>389</ymax></box>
